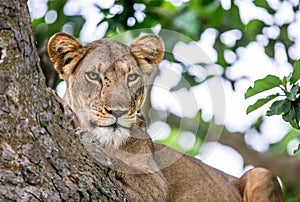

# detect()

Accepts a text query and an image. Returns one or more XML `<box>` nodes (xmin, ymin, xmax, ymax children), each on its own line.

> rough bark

<box><xmin>0</xmin><ymin>1</ymin><xmax>127</xmax><ymax>201</ymax></box>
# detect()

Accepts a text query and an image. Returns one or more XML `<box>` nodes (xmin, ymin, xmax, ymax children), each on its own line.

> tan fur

<box><xmin>48</xmin><ymin>33</ymin><xmax>284</xmax><ymax>201</ymax></box>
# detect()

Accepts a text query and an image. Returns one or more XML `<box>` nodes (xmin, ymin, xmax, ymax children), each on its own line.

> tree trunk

<box><xmin>0</xmin><ymin>1</ymin><xmax>127</xmax><ymax>201</ymax></box>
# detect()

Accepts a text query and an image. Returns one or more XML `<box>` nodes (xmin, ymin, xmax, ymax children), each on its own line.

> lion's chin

<box><xmin>92</xmin><ymin>126</ymin><xmax>131</xmax><ymax>149</ymax></box>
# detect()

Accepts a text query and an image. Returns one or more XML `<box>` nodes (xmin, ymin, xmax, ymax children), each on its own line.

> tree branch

<box><xmin>218</xmin><ymin>132</ymin><xmax>300</xmax><ymax>194</ymax></box>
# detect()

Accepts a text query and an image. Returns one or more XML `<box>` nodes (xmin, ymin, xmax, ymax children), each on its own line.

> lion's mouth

<box><xmin>90</xmin><ymin>121</ymin><xmax>132</xmax><ymax>132</ymax></box>
<box><xmin>110</xmin><ymin>122</ymin><xmax>132</xmax><ymax>132</ymax></box>
<box><xmin>88</xmin><ymin>120</ymin><xmax>132</xmax><ymax>148</ymax></box>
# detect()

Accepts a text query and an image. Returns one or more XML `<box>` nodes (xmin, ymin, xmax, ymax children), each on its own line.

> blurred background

<box><xmin>28</xmin><ymin>0</ymin><xmax>300</xmax><ymax>200</ymax></box>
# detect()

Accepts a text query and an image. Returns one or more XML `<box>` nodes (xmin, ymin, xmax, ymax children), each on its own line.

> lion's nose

<box><xmin>105</xmin><ymin>108</ymin><xmax>128</xmax><ymax>118</ymax></box>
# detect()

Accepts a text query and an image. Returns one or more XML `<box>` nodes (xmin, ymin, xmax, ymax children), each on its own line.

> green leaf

<box><xmin>289</xmin><ymin>119</ymin><xmax>300</xmax><ymax>130</ymax></box>
<box><xmin>266</xmin><ymin>99</ymin><xmax>291</xmax><ymax>116</ymax></box>
<box><xmin>286</xmin><ymin>85</ymin><xmax>299</xmax><ymax>101</ymax></box>
<box><xmin>290</xmin><ymin>60</ymin><xmax>300</xmax><ymax>84</ymax></box>
<box><xmin>294</xmin><ymin>143</ymin><xmax>300</xmax><ymax>154</ymax></box>
<box><xmin>244</xmin><ymin>20</ymin><xmax>265</xmax><ymax>41</ymax></box>
<box><xmin>251</xmin><ymin>116</ymin><xmax>263</xmax><ymax>131</ymax></box>
<box><xmin>291</xmin><ymin>103</ymin><xmax>300</xmax><ymax>130</ymax></box>
<box><xmin>282</xmin><ymin>105</ymin><xmax>300</xmax><ymax>129</ymax></box>
<box><xmin>246</xmin><ymin>94</ymin><xmax>279</xmax><ymax>114</ymax></box>
<box><xmin>294</xmin><ymin>103</ymin><xmax>300</xmax><ymax>121</ymax></box>
<box><xmin>265</xmin><ymin>39</ymin><xmax>275</xmax><ymax>58</ymax></box>
<box><xmin>245</xmin><ymin>75</ymin><xmax>282</xmax><ymax>98</ymax></box>
<box><xmin>283</xmin><ymin>106</ymin><xmax>296</xmax><ymax>122</ymax></box>
<box><xmin>282</xmin><ymin>76</ymin><xmax>287</xmax><ymax>87</ymax></box>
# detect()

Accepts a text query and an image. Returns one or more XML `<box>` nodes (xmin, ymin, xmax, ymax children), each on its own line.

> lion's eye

<box><xmin>85</xmin><ymin>71</ymin><xmax>100</xmax><ymax>81</ymax></box>
<box><xmin>127</xmin><ymin>73</ymin><xmax>139</xmax><ymax>82</ymax></box>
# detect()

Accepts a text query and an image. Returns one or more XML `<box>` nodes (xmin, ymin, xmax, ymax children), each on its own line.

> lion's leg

<box><xmin>238</xmin><ymin>167</ymin><xmax>284</xmax><ymax>202</ymax></box>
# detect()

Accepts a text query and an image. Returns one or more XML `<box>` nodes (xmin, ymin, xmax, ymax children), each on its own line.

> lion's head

<box><xmin>48</xmin><ymin>33</ymin><xmax>164</xmax><ymax>148</ymax></box>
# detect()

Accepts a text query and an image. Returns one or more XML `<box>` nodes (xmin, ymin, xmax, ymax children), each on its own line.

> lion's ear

<box><xmin>131</xmin><ymin>35</ymin><xmax>164</xmax><ymax>74</ymax></box>
<box><xmin>47</xmin><ymin>33</ymin><xmax>84</xmax><ymax>80</ymax></box>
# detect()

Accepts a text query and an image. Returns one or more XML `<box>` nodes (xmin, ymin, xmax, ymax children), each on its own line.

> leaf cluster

<box><xmin>31</xmin><ymin>0</ymin><xmax>85</xmax><ymax>47</ymax></box>
<box><xmin>245</xmin><ymin>60</ymin><xmax>300</xmax><ymax>130</ymax></box>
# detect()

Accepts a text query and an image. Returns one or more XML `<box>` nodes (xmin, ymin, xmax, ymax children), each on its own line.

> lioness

<box><xmin>48</xmin><ymin>33</ymin><xmax>284</xmax><ymax>201</ymax></box>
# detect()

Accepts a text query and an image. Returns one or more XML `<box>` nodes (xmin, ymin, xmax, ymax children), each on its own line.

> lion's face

<box><xmin>48</xmin><ymin>33</ymin><xmax>164</xmax><ymax>148</ymax></box>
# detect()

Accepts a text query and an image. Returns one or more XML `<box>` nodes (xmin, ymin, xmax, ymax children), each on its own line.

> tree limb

<box><xmin>218</xmin><ymin>132</ymin><xmax>300</xmax><ymax>194</ymax></box>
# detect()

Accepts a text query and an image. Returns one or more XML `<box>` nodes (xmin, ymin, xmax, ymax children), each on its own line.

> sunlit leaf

<box><xmin>282</xmin><ymin>76</ymin><xmax>287</xmax><ymax>87</ymax></box>
<box><xmin>254</xmin><ymin>0</ymin><xmax>275</xmax><ymax>14</ymax></box>
<box><xmin>290</xmin><ymin>60</ymin><xmax>300</xmax><ymax>84</ymax></box>
<box><xmin>246</xmin><ymin>94</ymin><xmax>279</xmax><ymax>114</ymax></box>
<box><xmin>245</xmin><ymin>20</ymin><xmax>265</xmax><ymax>41</ymax></box>
<box><xmin>245</xmin><ymin>75</ymin><xmax>282</xmax><ymax>98</ymax></box>
<box><xmin>266</xmin><ymin>99</ymin><xmax>291</xmax><ymax>116</ymax></box>
<box><xmin>286</xmin><ymin>85</ymin><xmax>299</xmax><ymax>101</ymax></box>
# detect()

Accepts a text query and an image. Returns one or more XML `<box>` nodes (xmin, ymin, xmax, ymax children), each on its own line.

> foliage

<box><xmin>245</xmin><ymin>61</ymin><xmax>300</xmax><ymax>149</ymax></box>
<box><xmin>31</xmin><ymin>0</ymin><xmax>84</xmax><ymax>47</ymax></box>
